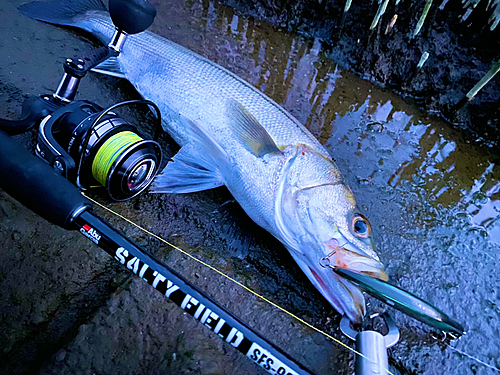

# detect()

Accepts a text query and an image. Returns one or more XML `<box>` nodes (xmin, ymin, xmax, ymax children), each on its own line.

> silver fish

<box><xmin>20</xmin><ymin>0</ymin><xmax>387</xmax><ymax>322</ymax></box>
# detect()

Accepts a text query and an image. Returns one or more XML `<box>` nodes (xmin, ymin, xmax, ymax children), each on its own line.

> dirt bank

<box><xmin>222</xmin><ymin>0</ymin><xmax>500</xmax><ymax>144</ymax></box>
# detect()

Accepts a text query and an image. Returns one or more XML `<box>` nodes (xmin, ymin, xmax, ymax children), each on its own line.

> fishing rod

<box><xmin>0</xmin><ymin>130</ymin><xmax>311</xmax><ymax>375</ymax></box>
<box><xmin>0</xmin><ymin>1</ymin><xmax>314</xmax><ymax>373</ymax></box>
<box><xmin>0</xmin><ymin>0</ymin><xmax>466</xmax><ymax>374</ymax></box>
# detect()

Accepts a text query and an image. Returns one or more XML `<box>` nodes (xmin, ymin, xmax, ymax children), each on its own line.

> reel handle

<box><xmin>0</xmin><ymin>130</ymin><xmax>91</xmax><ymax>229</ymax></box>
<box><xmin>109</xmin><ymin>0</ymin><xmax>156</xmax><ymax>34</ymax></box>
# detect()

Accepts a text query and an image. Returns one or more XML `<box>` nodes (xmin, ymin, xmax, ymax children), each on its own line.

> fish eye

<box><xmin>351</xmin><ymin>214</ymin><xmax>371</xmax><ymax>238</ymax></box>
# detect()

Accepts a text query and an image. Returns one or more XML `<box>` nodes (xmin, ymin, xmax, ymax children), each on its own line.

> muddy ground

<box><xmin>1</xmin><ymin>0</ymin><xmax>500</xmax><ymax>375</ymax></box>
<box><xmin>222</xmin><ymin>0</ymin><xmax>500</xmax><ymax>144</ymax></box>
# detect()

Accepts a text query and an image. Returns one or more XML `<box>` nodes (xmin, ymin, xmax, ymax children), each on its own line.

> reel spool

<box><xmin>36</xmin><ymin>99</ymin><xmax>162</xmax><ymax>201</ymax></box>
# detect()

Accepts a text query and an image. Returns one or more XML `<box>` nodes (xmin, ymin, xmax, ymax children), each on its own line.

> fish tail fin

<box><xmin>18</xmin><ymin>0</ymin><xmax>106</xmax><ymax>27</ymax></box>
<box><xmin>18</xmin><ymin>0</ymin><xmax>113</xmax><ymax>43</ymax></box>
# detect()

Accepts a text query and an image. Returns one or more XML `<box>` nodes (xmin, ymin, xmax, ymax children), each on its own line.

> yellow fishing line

<box><xmin>83</xmin><ymin>193</ymin><xmax>394</xmax><ymax>375</ymax></box>
<box><xmin>92</xmin><ymin>131</ymin><xmax>142</xmax><ymax>186</ymax></box>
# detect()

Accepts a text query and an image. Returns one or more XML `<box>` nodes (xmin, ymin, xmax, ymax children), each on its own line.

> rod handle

<box><xmin>0</xmin><ymin>130</ymin><xmax>91</xmax><ymax>229</ymax></box>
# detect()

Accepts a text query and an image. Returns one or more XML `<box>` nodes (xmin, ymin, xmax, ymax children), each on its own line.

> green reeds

<box><xmin>462</xmin><ymin>0</ymin><xmax>500</xmax><ymax>30</ymax></box>
<box><xmin>417</xmin><ymin>52</ymin><xmax>430</xmax><ymax>68</ymax></box>
<box><xmin>412</xmin><ymin>0</ymin><xmax>433</xmax><ymax>38</ymax></box>
<box><xmin>356</xmin><ymin>0</ymin><xmax>498</xmax><ymax>40</ymax></box>
<box><xmin>489</xmin><ymin>0</ymin><xmax>500</xmax><ymax>30</ymax></box>
<box><xmin>466</xmin><ymin>59</ymin><xmax>500</xmax><ymax>101</ymax></box>
<box><xmin>345</xmin><ymin>0</ymin><xmax>352</xmax><ymax>12</ymax></box>
<box><xmin>461</xmin><ymin>0</ymin><xmax>481</xmax><ymax>23</ymax></box>
<box><xmin>370</xmin><ymin>0</ymin><xmax>390</xmax><ymax>29</ymax></box>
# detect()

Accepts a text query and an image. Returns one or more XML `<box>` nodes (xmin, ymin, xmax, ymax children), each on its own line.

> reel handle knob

<box><xmin>109</xmin><ymin>0</ymin><xmax>156</xmax><ymax>34</ymax></box>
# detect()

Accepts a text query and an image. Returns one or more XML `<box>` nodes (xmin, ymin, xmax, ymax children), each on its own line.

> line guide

<box><xmin>83</xmin><ymin>192</ymin><xmax>394</xmax><ymax>375</ymax></box>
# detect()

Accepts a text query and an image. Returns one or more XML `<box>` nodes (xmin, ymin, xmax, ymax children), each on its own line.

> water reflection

<box><xmin>326</xmin><ymin>100</ymin><xmax>500</xmax><ymax>373</ymax></box>
<box><xmin>463</xmin><ymin>164</ymin><xmax>500</xmax><ymax>244</ymax></box>
<box><xmin>150</xmin><ymin>0</ymin><xmax>500</xmax><ymax>373</ymax></box>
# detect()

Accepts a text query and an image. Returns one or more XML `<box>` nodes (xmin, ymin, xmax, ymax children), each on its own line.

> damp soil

<box><xmin>1</xmin><ymin>0</ymin><xmax>500</xmax><ymax>375</ymax></box>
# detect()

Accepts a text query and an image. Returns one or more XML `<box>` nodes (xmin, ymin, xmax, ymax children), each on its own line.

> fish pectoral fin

<box><xmin>151</xmin><ymin>116</ymin><xmax>228</xmax><ymax>194</ymax></box>
<box><xmin>91</xmin><ymin>57</ymin><xmax>125</xmax><ymax>79</ymax></box>
<box><xmin>226</xmin><ymin>99</ymin><xmax>281</xmax><ymax>157</ymax></box>
<box><xmin>151</xmin><ymin>144</ymin><xmax>225</xmax><ymax>193</ymax></box>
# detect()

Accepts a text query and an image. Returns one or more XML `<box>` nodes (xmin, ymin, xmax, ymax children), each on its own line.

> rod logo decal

<box><xmin>78</xmin><ymin>220</ymin><xmax>305</xmax><ymax>375</ymax></box>
<box><xmin>247</xmin><ymin>342</ymin><xmax>299</xmax><ymax>375</ymax></box>
<box><xmin>110</xmin><ymin>244</ymin><xmax>299</xmax><ymax>375</ymax></box>
<box><xmin>112</xmin><ymin>246</ymin><xmax>252</xmax><ymax>352</ymax></box>
<box><xmin>80</xmin><ymin>224</ymin><xmax>101</xmax><ymax>244</ymax></box>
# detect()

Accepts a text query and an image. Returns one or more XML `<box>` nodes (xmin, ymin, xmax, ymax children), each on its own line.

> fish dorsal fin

<box><xmin>151</xmin><ymin>116</ymin><xmax>227</xmax><ymax>194</ymax></box>
<box><xmin>226</xmin><ymin>99</ymin><xmax>281</xmax><ymax>157</ymax></box>
<box><xmin>91</xmin><ymin>57</ymin><xmax>125</xmax><ymax>79</ymax></box>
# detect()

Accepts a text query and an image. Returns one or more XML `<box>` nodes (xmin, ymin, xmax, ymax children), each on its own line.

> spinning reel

<box><xmin>0</xmin><ymin>0</ymin><xmax>162</xmax><ymax>201</ymax></box>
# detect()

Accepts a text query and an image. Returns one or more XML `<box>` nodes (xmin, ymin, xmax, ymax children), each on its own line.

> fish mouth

<box><xmin>308</xmin><ymin>265</ymin><xmax>366</xmax><ymax>323</ymax></box>
<box><xmin>304</xmin><ymin>243</ymin><xmax>387</xmax><ymax>323</ymax></box>
<box><xmin>289</xmin><ymin>240</ymin><xmax>387</xmax><ymax>323</ymax></box>
<box><xmin>332</xmin><ymin>245</ymin><xmax>388</xmax><ymax>281</ymax></box>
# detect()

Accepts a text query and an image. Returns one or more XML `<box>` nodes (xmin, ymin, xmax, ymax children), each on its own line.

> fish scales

<box><xmin>20</xmin><ymin>0</ymin><xmax>387</xmax><ymax>322</ymax></box>
<box><xmin>82</xmin><ymin>11</ymin><xmax>331</xmax><ymax>230</ymax></box>
<box><xmin>84</xmin><ymin>12</ymin><xmax>325</xmax><ymax>149</ymax></box>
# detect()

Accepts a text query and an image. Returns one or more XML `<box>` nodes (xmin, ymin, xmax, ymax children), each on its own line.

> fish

<box><xmin>19</xmin><ymin>0</ymin><xmax>388</xmax><ymax>323</ymax></box>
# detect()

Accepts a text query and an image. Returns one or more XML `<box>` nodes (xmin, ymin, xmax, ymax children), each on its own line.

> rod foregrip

<box><xmin>0</xmin><ymin>130</ymin><xmax>91</xmax><ymax>229</ymax></box>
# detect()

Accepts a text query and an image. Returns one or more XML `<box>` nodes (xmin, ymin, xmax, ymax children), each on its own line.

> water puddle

<box><xmin>150</xmin><ymin>0</ymin><xmax>500</xmax><ymax>373</ymax></box>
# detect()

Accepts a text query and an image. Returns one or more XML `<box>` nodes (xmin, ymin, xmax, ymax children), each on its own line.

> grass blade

<box><xmin>371</xmin><ymin>0</ymin><xmax>390</xmax><ymax>29</ymax></box>
<box><xmin>412</xmin><ymin>0</ymin><xmax>433</xmax><ymax>38</ymax></box>
<box><xmin>466</xmin><ymin>59</ymin><xmax>500</xmax><ymax>101</ymax></box>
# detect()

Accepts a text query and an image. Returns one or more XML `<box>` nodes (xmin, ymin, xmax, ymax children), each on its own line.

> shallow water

<box><xmin>147</xmin><ymin>0</ymin><xmax>500</xmax><ymax>373</ymax></box>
